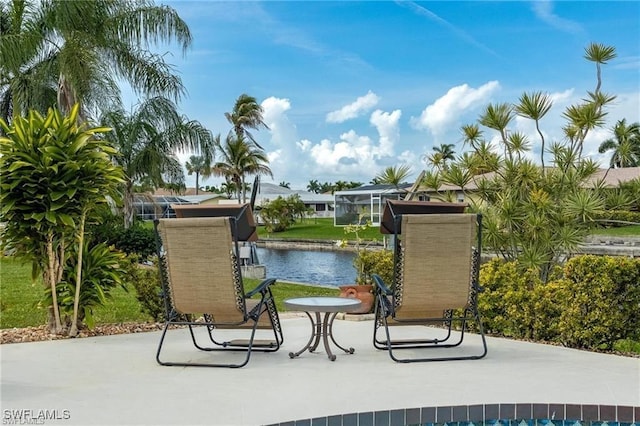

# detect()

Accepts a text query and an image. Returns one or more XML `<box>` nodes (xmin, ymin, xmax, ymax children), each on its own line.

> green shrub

<box><xmin>478</xmin><ymin>255</ymin><xmax>640</xmax><ymax>351</ymax></box>
<box><xmin>478</xmin><ymin>259</ymin><xmax>544</xmax><ymax>339</ymax></box>
<box><xmin>90</xmin><ymin>217</ymin><xmax>156</xmax><ymax>260</ymax></box>
<box><xmin>355</xmin><ymin>248</ymin><xmax>394</xmax><ymax>285</ymax></box>
<box><xmin>555</xmin><ymin>255</ymin><xmax>640</xmax><ymax>350</ymax></box>
<box><xmin>122</xmin><ymin>254</ymin><xmax>165</xmax><ymax>322</ymax></box>
<box><xmin>592</xmin><ymin>210</ymin><xmax>640</xmax><ymax>227</ymax></box>
<box><xmin>53</xmin><ymin>242</ymin><xmax>128</xmax><ymax>329</ymax></box>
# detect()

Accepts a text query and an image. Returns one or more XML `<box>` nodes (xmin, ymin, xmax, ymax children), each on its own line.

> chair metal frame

<box><xmin>154</xmin><ymin>216</ymin><xmax>283</xmax><ymax>368</ymax></box>
<box><xmin>372</xmin><ymin>210</ymin><xmax>488</xmax><ymax>362</ymax></box>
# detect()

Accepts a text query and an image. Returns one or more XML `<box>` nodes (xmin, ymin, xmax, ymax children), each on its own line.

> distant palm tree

<box><xmin>225</xmin><ymin>94</ymin><xmax>268</xmax><ymax>149</ymax></box>
<box><xmin>374</xmin><ymin>165</ymin><xmax>413</xmax><ymax>190</ymax></box>
<box><xmin>211</xmin><ymin>135</ymin><xmax>272</xmax><ymax>203</ymax></box>
<box><xmin>598</xmin><ymin>119</ymin><xmax>640</xmax><ymax>168</ymax></box>
<box><xmin>279</xmin><ymin>181</ymin><xmax>291</xmax><ymax>189</ymax></box>
<box><xmin>426</xmin><ymin>143</ymin><xmax>456</xmax><ymax>171</ymax></box>
<box><xmin>307</xmin><ymin>179</ymin><xmax>321</xmax><ymax>193</ymax></box>
<box><xmin>100</xmin><ymin>97</ymin><xmax>215</xmax><ymax>227</ymax></box>
<box><xmin>185</xmin><ymin>155</ymin><xmax>212</xmax><ymax>195</ymax></box>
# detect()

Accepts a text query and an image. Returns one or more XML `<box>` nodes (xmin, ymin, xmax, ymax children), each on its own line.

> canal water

<box><xmin>255</xmin><ymin>247</ymin><xmax>356</xmax><ymax>287</ymax></box>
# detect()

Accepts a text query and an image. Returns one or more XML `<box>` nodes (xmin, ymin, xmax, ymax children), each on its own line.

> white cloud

<box><xmin>326</xmin><ymin>91</ymin><xmax>380</xmax><ymax>123</ymax></box>
<box><xmin>261</xmin><ymin>96</ymin><xmax>297</xmax><ymax>146</ymax></box>
<box><xmin>370</xmin><ymin>109</ymin><xmax>402</xmax><ymax>158</ymax></box>
<box><xmin>532</xmin><ymin>1</ymin><xmax>584</xmax><ymax>35</ymax></box>
<box><xmin>411</xmin><ymin>81</ymin><xmax>500</xmax><ymax>138</ymax></box>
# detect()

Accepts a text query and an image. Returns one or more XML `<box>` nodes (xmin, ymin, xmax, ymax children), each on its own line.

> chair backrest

<box><xmin>394</xmin><ymin>213</ymin><xmax>477</xmax><ymax>319</ymax></box>
<box><xmin>156</xmin><ymin>217</ymin><xmax>246</xmax><ymax>322</ymax></box>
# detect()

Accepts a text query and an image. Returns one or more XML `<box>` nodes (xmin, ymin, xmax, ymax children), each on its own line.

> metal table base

<box><xmin>289</xmin><ymin>311</ymin><xmax>355</xmax><ymax>361</ymax></box>
<box><xmin>284</xmin><ymin>297</ymin><xmax>362</xmax><ymax>362</ymax></box>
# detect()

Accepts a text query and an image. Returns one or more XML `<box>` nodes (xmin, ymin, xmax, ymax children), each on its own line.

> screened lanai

<box><xmin>333</xmin><ymin>184</ymin><xmax>411</xmax><ymax>226</ymax></box>
<box><xmin>133</xmin><ymin>195</ymin><xmax>195</xmax><ymax>221</ymax></box>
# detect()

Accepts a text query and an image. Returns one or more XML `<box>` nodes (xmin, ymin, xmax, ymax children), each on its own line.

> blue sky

<box><xmin>146</xmin><ymin>1</ymin><xmax>640</xmax><ymax>190</ymax></box>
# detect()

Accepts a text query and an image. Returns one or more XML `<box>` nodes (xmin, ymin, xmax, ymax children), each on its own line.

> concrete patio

<box><xmin>1</xmin><ymin>315</ymin><xmax>638</xmax><ymax>425</ymax></box>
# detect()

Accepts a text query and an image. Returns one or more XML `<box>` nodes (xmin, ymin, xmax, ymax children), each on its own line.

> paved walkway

<box><xmin>1</xmin><ymin>316</ymin><xmax>638</xmax><ymax>425</ymax></box>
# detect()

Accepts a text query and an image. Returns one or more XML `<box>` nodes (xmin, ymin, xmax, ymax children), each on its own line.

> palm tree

<box><xmin>373</xmin><ymin>165</ymin><xmax>412</xmax><ymax>190</ymax></box>
<box><xmin>185</xmin><ymin>155</ymin><xmax>211</xmax><ymax>195</ymax></box>
<box><xmin>279</xmin><ymin>181</ymin><xmax>291</xmax><ymax>189</ymax></box>
<box><xmin>307</xmin><ymin>179</ymin><xmax>321</xmax><ymax>193</ymax></box>
<box><xmin>598</xmin><ymin>119</ymin><xmax>640</xmax><ymax>168</ymax></box>
<box><xmin>225</xmin><ymin>94</ymin><xmax>268</xmax><ymax>148</ymax></box>
<box><xmin>426</xmin><ymin>143</ymin><xmax>456</xmax><ymax>171</ymax></box>
<box><xmin>99</xmin><ymin>96</ymin><xmax>215</xmax><ymax>227</ymax></box>
<box><xmin>0</xmin><ymin>0</ymin><xmax>58</xmax><ymax>123</ymax></box>
<box><xmin>211</xmin><ymin>135</ymin><xmax>272</xmax><ymax>203</ymax></box>
<box><xmin>1</xmin><ymin>0</ymin><xmax>191</xmax><ymax>123</ymax></box>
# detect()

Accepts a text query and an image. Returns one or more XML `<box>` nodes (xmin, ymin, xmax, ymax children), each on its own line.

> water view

<box><xmin>255</xmin><ymin>247</ymin><xmax>356</xmax><ymax>287</ymax></box>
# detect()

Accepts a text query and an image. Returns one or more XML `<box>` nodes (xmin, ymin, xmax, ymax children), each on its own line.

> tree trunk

<box><xmin>46</xmin><ymin>233</ymin><xmax>63</xmax><ymax>334</ymax></box>
<box><xmin>123</xmin><ymin>180</ymin><xmax>135</xmax><ymax>229</ymax></box>
<box><xmin>69</xmin><ymin>212</ymin><xmax>86</xmax><ymax>337</ymax></box>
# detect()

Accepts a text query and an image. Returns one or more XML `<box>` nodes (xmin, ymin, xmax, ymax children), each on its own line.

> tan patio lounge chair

<box><xmin>154</xmin><ymin>216</ymin><xmax>283</xmax><ymax>368</ymax></box>
<box><xmin>372</xmin><ymin>208</ymin><xmax>487</xmax><ymax>362</ymax></box>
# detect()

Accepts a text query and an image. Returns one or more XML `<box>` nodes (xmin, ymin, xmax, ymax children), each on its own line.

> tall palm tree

<box><xmin>185</xmin><ymin>155</ymin><xmax>211</xmax><ymax>195</ymax></box>
<box><xmin>211</xmin><ymin>135</ymin><xmax>272</xmax><ymax>203</ymax></box>
<box><xmin>598</xmin><ymin>119</ymin><xmax>640</xmax><ymax>168</ymax></box>
<box><xmin>1</xmin><ymin>0</ymin><xmax>191</xmax><ymax>123</ymax></box>
<box><xmin>225</xmin><ymin>94</ymin><xmax>268</xmax><ymax>149</ymax></box>
<box><xmin>100</xmin><ymin>97</ymin><xmax>215</xmax><ymax>227</ymax></box>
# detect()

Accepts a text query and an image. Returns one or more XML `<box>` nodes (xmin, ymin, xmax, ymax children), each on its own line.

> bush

<box><xmin>477</xmin><ymin>255</ymin><xmax>640</xmax><ymax>351</ymax></box>
<box><xmin>355</xmin><ymin>248</ymin><xmax>394</xmax><ymax>285</ymax></box>
<box><xmin>53</xmin><ymin>242</ymin><xmax>128</xmax><ymax>329</ymax></box>
<box><xmin>122</xmin><ymin>254</ymin><xmax>165</xmax><ymax>322</ymax></box>
<box><xmin>555</xmin><ymin>255</ymin><xmax>640</xmax><ymax>350</ymax></box>
<box><xmin>478</xmin><ymin>259</ymin><xmax>544</xmax><ymax>339</ymax></box>
<box><xmin>259</xmin><ymin>195</ymin><xmax>310</xmax><ymax>233</ymax></box>
<box><xmin>592</xmin><ymin>210</ymin><xmax>640</xmax><ymax>227</ymax></box>
<box><xmin>90</xmin><ymin>216</ymin><xmax>156</xmax><ymax>260</ymax></box>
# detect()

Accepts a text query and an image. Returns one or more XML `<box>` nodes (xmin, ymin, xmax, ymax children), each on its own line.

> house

<box><xmin>408</xmin><ymin>167</ymin><xmax>640</xmax><ymax>203</ymax></box>
<box><xmin>136</xmin><ymin>182</ymin><xmax>335</xmax><ymax>221</ymax></box>
<box><xmin>133</xmin><ymin>191</ymin><xmax>226</xmax><ymax>220</ymax></box>
<box><xmin>249</xmin><ymin>182</ymin><xmax>334</xmax><ymax>219</ymax></box>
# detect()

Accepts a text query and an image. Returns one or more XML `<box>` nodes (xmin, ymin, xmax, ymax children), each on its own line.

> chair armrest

<box><xmin>371</xmin><ymin>274</ymin><xmax>393</xmax><ymax>295</ymax></box>
<box><xmin>245</xmin><ymin>278</ymin><xmax>277</xmax><ymax>298</ymax></box>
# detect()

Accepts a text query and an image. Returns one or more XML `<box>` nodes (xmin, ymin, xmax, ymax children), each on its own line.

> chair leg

<box><xmin>376</xmin><ymin>307</ymin><xmax>488</xmax><ymax>363</ymax></box>
<box><xmin>156</xmin><ymin>319</ymin><xmax>262</xmax><ymax>368</ymax></box>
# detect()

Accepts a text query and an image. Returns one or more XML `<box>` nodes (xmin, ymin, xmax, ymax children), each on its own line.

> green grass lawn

<box><xmin>257</xmin><ymin>217</ymin><xmax>383</xmax><ymax>241</ymax></box>
<box><xmin>590</xmin><ymin>224</ymin><xmax>640</xmax><ymax>236</ymax></box>
<box><xmin>0</xmin><ymin>256</ymin><xmax>338</xmax><ymax>329</ymax></box>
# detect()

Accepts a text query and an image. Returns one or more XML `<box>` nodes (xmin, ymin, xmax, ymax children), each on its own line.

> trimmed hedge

<box><xmin>592</xmin><ymin>210</ymin><xmax>640</xmax><ymax>226</ymax></box>
<box><xmin>478</xmin><ymin>255</ymin><xmax>640</xmax><ymax>351</ymax></box>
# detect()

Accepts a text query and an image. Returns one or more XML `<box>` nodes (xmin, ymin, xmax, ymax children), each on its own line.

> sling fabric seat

<box><xmin>154</xmin><ymin>216</ymin><xmax>283</xmax><ymax>368</ymax></box>
<box><xmin>372</xmin><ymin>212</ymin><xmax>487</xmax><ymax>362</ymax></box>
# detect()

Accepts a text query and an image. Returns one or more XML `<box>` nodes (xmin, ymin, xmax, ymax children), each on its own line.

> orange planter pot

<box><xmin>338</xmin><ymin>284</ymin><xmax>374</xmax><ymax>314</ymax></box>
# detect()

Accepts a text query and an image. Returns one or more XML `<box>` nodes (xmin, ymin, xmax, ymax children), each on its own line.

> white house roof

<box><xmin>254</xmin><ymin>183</ymin><xmax>334</xmax><ymax>204</ymax></box>
<box><xmin>334</xmin><ymin>183</ymin><xmax>412</xmax><ymax>196</ymax></box>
